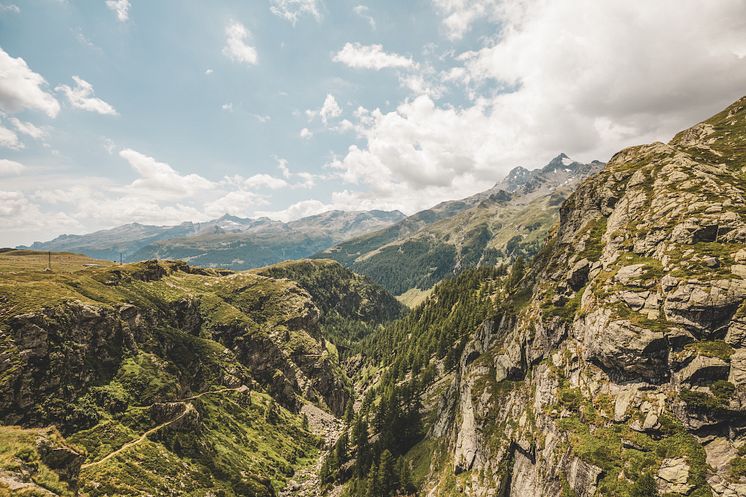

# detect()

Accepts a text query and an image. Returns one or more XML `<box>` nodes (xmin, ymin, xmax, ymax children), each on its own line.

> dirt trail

<box><xmin>81</xmin><ymin>386</ymin><xmax>247</xmax><ymax>469</ymax></box>
<box><xmin>81</xmin><ymin>404</ymin><xmax>194</xmax><ymax>469</ymax></box>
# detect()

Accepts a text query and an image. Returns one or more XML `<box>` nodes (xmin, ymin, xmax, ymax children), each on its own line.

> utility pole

<box><xmin>120</xmin><ymin>252</ymin><xmax>123</xmax><ymax>265</ymax></box>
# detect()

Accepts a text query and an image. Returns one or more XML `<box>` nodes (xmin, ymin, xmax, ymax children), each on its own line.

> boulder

<box><xmin>568</xmin><ymin>258</ymin><xmax>591</xmax><ymax>291</ymax></box>
<box><xmin>657</xmin><ymin>457</ymin><xmax>693</xmax><ymax>494</ymax></box>
<box><xmin>615</xmin><ymin>264</ymin><xmax>647</xmax><ymax>287</ymax></box>
<box><xmin>583</xmin><ymin>314</ymin><xmax>669</xmax><ymax>382</ymax></box>
<box><xmin>664</xmin><ymin>279</ymin><xmax>746</xmax><ymax>337</ymax></box>
<box><xmin>676</xmin><ymin>355</ymin><xmax>730</xmax><ymax>385</ymax></box>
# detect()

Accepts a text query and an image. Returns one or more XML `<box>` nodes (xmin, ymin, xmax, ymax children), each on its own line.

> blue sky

<box><xmin>1</xmin><ymin>0</ymin><xmax>746</xmax><ymax>246</ymax></box>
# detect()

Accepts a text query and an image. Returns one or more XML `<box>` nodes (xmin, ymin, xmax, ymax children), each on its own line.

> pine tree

<box><xmin>344</xmin><ymin>402</ymin><xmax>354</xmax><ymax>424</ymax></box>
<box><xmin>377</xmin><ymin>450</ymin><xmax>395</xmax><ymax>497</ymax></box>
<box><xmin>335</xmin><ymin>429</ymin><xmax>349</xmax><ymax>463</ymax></box>
<box><xmin>366</xmin><ymin>462</ymin><xmax>379</xmax><ymax>497</ymax></box>
<box><xmin>398</xmin><ymin>457</ymin><xmax>414</xmax><ymax>495</ymax></box>
<box><xmin>352</xmin><ymin>416</ymin><xmax>371</xmax><ymax>476</ymax></box>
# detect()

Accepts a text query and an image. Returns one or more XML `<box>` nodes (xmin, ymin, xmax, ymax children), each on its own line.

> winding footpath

<box><xmin>81</xmin><ymin>386</ymin><xmax>247</xmax><ymax>470</ymax></box>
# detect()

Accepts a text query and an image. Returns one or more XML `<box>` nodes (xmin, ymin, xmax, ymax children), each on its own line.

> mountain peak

<box><xmin>543</xmin><ymin>153</ymin><xmax>575</xmax><ymax>171</ymax></box>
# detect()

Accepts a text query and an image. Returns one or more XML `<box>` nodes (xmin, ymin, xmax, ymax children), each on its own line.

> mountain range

<box><xmin>22</xmin><ymin>209</ymin><xmax>405</xmax><ymax>270</ymax></box>
<box><xmin>1</xmin><ymin>97</ymin><xmax>745</xmax><ymax>497</ymax></box>
<box><xmin>318</xmin><ymin>153</ymin><xmax>604</xmax><ymax>298</ymax></box>
<box><xmin>24</xmin><ymin>153</ymin><xmax>602</xmax><ymax>301</ymax></box>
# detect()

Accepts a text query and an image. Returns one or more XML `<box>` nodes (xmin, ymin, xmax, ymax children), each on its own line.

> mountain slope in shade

<box><xmin>318</xmin><ymin>154</ymin><xmax>603</xmax><ymax>296</ymax></box>
<box><xmin>22</xmin><ymin>209</ymin><xmax>405</xmax><ymax>270</ymax></box>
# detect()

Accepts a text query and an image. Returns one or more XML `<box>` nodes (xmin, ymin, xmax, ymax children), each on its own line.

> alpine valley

<box><xmin>2</xmin><ymin>96</ymin><xmax>746</xmax><ymax>497</ymax></box>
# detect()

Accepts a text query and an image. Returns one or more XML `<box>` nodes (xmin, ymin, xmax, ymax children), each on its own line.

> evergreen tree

<box><xmin>352</xmin><ymin>416</ymin><xmax>371</xmax><ymax>476</ymax></box>
<box><xmin>335</xmin><ymin>429</ymin><xmax>349</xmax><ymax>463</ymax></box>
<box><xmin>376</xmin><ymin>450</ymin><xmax>395</xmax><ymax>497</ymax></box>
<box><xmin>398</xmin><ymin>457</ymin><xmax>414</xmax><ymax>495</ymax></box>
<box><xmin>366</xmin><ymin>463</ymin><xmax>379</xmax><ymax>497</ymax></box>
<box><xmin>344</xmin><ymin>402</ymin><xmax>354</xmax><ymax>424</ymax></box>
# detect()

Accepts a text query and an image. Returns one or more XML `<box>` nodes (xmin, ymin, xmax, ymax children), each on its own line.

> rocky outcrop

<box><xmin>1</xmin><ymin>302</ymin><xmax>128</xmax><ymax>427</ymax></box>
<box><xmin>422</xmin><ymin>97</ymin><xmax>746</xmax><ymax>496</ymax></box>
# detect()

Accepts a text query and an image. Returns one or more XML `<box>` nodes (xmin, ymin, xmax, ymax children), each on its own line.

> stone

<box><xmin>731</xmin><ymin>265</ymin><xmax>746</xmax><ymax>279</ymax></box>
<box><xmin>614</xmin><ymin>388</ymin><xmax>636</xmax><ymax>422</ymax></box>
<box><xmin>568</xmin><ymin>258</ymin><xmax>591</xmax><ymax>291</ymax></box>
<box><xmin>615</xmin><ymin>264</ymin><xmax>647</xmax><ymax>286</ymax></box>
<box><xmin>619</xmin><ymin>290</ymin><xmax>649</xmax><ymax>310</ymax></box>
<box><xmin>642</xmin><ymin>411</ymin><xmax>659</xmax><ymax>431</ymax></box>
<box><xmin>664</xmin><ymin>279</ymin><xmax>746</xmax><ymax>338</ymax></box>
<box><xmin>676</xmin><ymin>355</ymin><xmax>730</xmax><ymax>385</ymax></box>
<box><xmin>657</xmin><ymin>457</ymin><xmax>693</xmax><ymax>494</ymax></box>
<box><xmin>566</xmin><ymin>457</ymin><xmax>602</xmax><ymax>497</ymax></box>
<box><xmin>583</xmin><ymin>313</ymin><xmax>669</xmax><ymax>382</ymax></box>
<box><xmin>703</xmin><ymin>256</ymin><xmax>720</xmax><ymax>268</ymax></box>
<box><xmin>734</xmin><ymin>249</ymin><xmax>746</xmax><ymax>263</ymax></box>
<box><xmin>728</xmin><ymin>349</ymin><xmax>746</xmax><ymax>387</ymax></box>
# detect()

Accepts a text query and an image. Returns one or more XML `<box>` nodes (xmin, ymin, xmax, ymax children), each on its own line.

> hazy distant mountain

<box><xmin>23</xmin><ymin>209</ymin><xmax>405</xmax><ymax>269</ymax></box>
<box><xmin>317</xmin><ymin>154</ymin><xmax>604</xmax><ymax>296</ymax></box>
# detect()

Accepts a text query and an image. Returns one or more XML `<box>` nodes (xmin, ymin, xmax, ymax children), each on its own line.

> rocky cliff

<box><xmin>0</xmin><ymin>252</ymin><xmax>401</xmax><ymax>495</ymax></box>
<box><xmin>420</xmin><ymin>97</ymin><xmax>746</xmax><ymax>496</ymax></box>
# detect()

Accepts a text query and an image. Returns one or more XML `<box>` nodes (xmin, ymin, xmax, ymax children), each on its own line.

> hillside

<box><xmin>322</xmin><ymin>97</ymin><xmax>746</xmax><ymax>497</ymax></box>
<box><xmin>318</xmin><ymin>154</ymin><xmax>603</xmax><ymax>296</ymax></box>
<box><xmin>0</xmin><ymin>250</ymin><xmax>401</xmax><ymax>496</ymax></box>
<box><xmin>23</xmin><ymin>210</ymin><xmax>405</xmax><ymax>270</ymax></box>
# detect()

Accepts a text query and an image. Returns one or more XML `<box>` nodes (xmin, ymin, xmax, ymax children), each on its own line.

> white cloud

<box><xmin>105</xmin><ymin>0</ymin><xmax>130</xmax><ymax>22</ymax></box>
<box><xmin>0</xmin><ymin>48</ymin><xmax>60</xmax><ymax>117</ymax></box>
<box><xmin>326</xmin><ymin>0</ymin><xmax>746</xmax><ymax>215</ymax></box>
<box><xmin>0</xmin><ymin>4</ymin><xmax>20</xmax><ymax>14</ymax></box>
<box><xmin>242</xmin><ymin>173</ymin><xmax>288</xmax><ymax>190</ymax></box>
<box><xmin>432</xmin><ymin>0</ymin><xmax>500</xmax><ymax>40</ymax></box>
<box><xmin>333</xmin><ymin>42</ymin><xmax>415</xmax><ymax>70</ymax></box>
<box><xmin>205</xmin><ymin>190</ymin><xmax>269</xmax><ymax>218</ymax></box>
<box><xmin>119</xmin><ymin>148</ymin><xmax>215</xmax><ymax>198</ymax></box>
<box><xmin>205</xmin><ymin>68</ymin><xmax>214</xmax><ymax>75</ymax></box>
<box><xmin>252</xmin><ymin>113</ymin><xmax>271</xmax><ymax>123</ymax></box>
<box><xmin>55</xmin><ymin>76</ymin><xmax>118</xmax><ymax>115</ymax></box>
<box><xmin>0</xmin><ymin>124</ymin><xmax>22</xmax><ymax>149</ymax></box>
<box><xmin>0</xmin><ymin>159</ymin><xmax>24</xmax><ymax>175</ymax></box>
<box><xmin>102</xmin><ymin>137</ymin><xmax>116</xmax><ymax>154</ymax></box>
<box><xmin>273</xmin><ymin>158</ymin><xmax>315</xmax><ymax>188</ymax></box>
<box><xmin>353</xmin><ymin>5</ymin><xmax>375</xmax><ymax>29</ymax></box>
<box><xmin>222</xmin><ymin>102</ymin><xmax>233</xmax><ymax>112</ymax></box>
<box><xmin>223</xmin><ymin>21</ymin><xmax>258</xmax><ymax>65</ymax></box>
<box><xmin>8</xmin><ymin>117</ymin><xmax>45</xmax><ymax>139</ymax></box>
<box><xmin>270</xmin><ymin>0</ymin><xmax>321</xmax><ymax>25</ymax></box>
<box><xmin>255</xmin><ymin>199</ymin><xmax>331</xmax><ymax>222</ymax></box>
<box><xmin>74</xmin><ymin>30</ymin><xmax>100</xmax><ymax>51</ymax></box>
<box><xmin>0</xmin><ymin>190</ymin><xmax>29</xmax><ymax>217</ymax></box>
<box><xmin>0</xmin><ymin>190</ymin><xmax>79</xmax><ymax>245</ymax></box>
<box><xmin>300</xmin><ymin>127</ymin><xmax>313</xmax><ymax>139</ymax></box>
<box><xmin>319</xmin><ymin>94</ymin><xmax>342</xmax><ymax>123</ymax></box>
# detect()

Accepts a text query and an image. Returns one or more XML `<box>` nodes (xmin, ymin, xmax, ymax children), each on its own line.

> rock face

<box><xmin>0</xmin><ymin>255</ymin><xmax>402</xmax><ymax>495</ymax></box>
<box><xmin>419</xmin><ymin>97</ymin><xmax>746</xmax><ymax>496</ymax></box>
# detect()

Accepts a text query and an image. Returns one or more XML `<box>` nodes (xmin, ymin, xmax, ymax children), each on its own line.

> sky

<box><xmin>1</xmin><ymin>1</ymin><xmax>746</xmax><ymax>247</ymax></box>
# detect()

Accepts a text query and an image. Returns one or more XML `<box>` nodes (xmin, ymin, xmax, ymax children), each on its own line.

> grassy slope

<box><xmin>347</xmin><ymin>189</ymin><xmax>566</xmax><ymax>295</ymax></box>
<box><xmin>0</xmin><ymin>251</ymin><xmax>400</xmax><ymax>495</ymax></box>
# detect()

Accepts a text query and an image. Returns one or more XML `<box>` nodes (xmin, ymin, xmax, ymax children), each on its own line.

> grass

<box><xmin>396</xmin><ymin>287</ymin><xmax>435</xmax><ymax>308</ymax></box>
<box><xmin>685</xmin><ymin>341</ymin><xmax>735</xmax><ymax>361</ymax></box>
<box><xmin>0</xmin><ymin>250</ymin><xmax>383</xmax><ymax>496</ymax></box>
<box><xmin>0</xmin><ymin>426</ymin><xmax>81</xmax><ymax>496</ymax></box>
